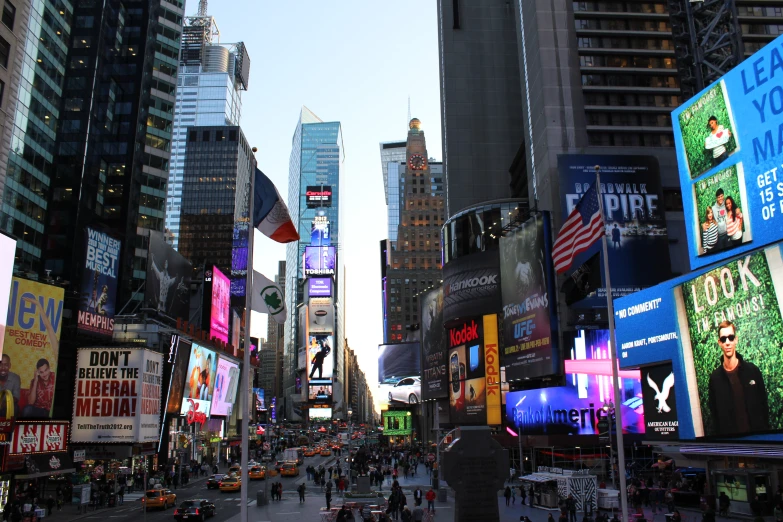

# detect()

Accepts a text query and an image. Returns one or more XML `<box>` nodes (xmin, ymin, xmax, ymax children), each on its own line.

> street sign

<box><xmin>263</xmin><ymin>443</ymin><xmax>270</xmax><ymax>450</ymax></box>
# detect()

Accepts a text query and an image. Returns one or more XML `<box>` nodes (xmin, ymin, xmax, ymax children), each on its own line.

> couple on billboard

<box><xmin>701</xmin><ymin>187</ymin><xmax>744</xmax><ymax>254</ymax></box>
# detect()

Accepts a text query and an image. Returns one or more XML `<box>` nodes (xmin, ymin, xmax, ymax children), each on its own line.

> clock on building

<box><xmin>408</xmin><ymin>153</ymin><xmax>426</xmax><ymax>171</ymax></box>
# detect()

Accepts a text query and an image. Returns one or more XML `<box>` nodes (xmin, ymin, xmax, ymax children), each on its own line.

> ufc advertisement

<box><xmin>145</xmin><ymin>231</ymin><xmax>192</xmax><ymax>320</ymax></box>
<box><xmin>641</xmin><ymin>363</ymin><xmax>679</xmax><ymax>440</ymax></box>
<box><xmin>448</xmin><ymin>318</ymin><xmax>487</xmax><ymax>424</ymax></box>
<box><xmin>10</xmin><ymin>421</ymin><xmax>68</xmax><ymax>454</ymax></box>
<box><xmin>442</xmin><ymin>250</ymin><xmax>501</xmax><ymax>323</ymax></box>
<box><xmin>77</xmin><ymin>228</ymin><xmax>120</xmax><ymax>337</ymax></box>
<box><xmin>72</xmin><ymin>348</ymin><xmax>163</xmax><ymax>443</ymax></box>
<box><xmin>420</xmin><ymin>287</ymin><xmax>448</xmax><ymax>401</ymax></box>
<box><xmin>499</xmin><ymin>212</ymin><xmax>558</xmax><ymax>380</ymax></box>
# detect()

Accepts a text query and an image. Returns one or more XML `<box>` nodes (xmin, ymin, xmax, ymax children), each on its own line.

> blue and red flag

<box><xmin>253</xmin><ymin>168</ymin><xmax>299</xmax><ymax>243</ymax></box>
<box><xmin>552</xmin><ymin>183</ymin><xmax>604</xmax><ymax>274</ymax></box>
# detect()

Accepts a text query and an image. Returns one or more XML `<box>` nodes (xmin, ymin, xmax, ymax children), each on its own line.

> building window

<box><xmin>189</xmin><ymin>131</ymin><xmax>197</xmax><ymax>142</ymax></box>
<box><xmin>229</xmin><ymin>130</ymin><xmax>237</xmax><ymax>141</ymax></box>
<box><xmin>0</xmin><ymin>79</ymin><xmax>4</xmax><ymax>107</ymax></box>
<box><xmin>2</xmin><ymin>1</ymin><xmax>14</xmax><ymax>30</ymax></box>
<box><xmin>0</xmin><ymin>36</ymin><xmax>9</xmax><ymax>68</ymax></box>
<box><xmin>202</xmin><ymin>130</ymin><xmax>210</xmax><ymax>141</ymax></box>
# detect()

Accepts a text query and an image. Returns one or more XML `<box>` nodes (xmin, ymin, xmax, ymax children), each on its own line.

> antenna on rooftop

<box><xmin>407</xmin><ymin>96</ymin><xmax>411</xmax><ymax>131</ymax></box>
<box><xmin>197</xmin><ymin>0</ymin><xmax>208</xmax><ymax>16</ymax></box>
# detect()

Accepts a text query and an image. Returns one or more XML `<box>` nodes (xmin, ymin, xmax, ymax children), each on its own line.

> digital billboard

<box><xmin>72</xmin><ymin>348</ymin><xmax>163</xmax><ymax>443</ymax></box>
<box><xmin>180</xmin><ymin>343</ymin><xmax>218</xmax><ymax>416</ymax></box>
<box><xmin>307</xmin><ymin>334</ymin><xmax>334</xmax><ymax>381</ymax></box>
<box><xmin>253</xmin><ymin>388</ymin><xmax>266</xmax><ymax>411</ymax></box>
<box><xmin>672</xmin><ymin>33</ymin><xmax>783</xmax><ymax>269</ymax></box>
<box><xmin>304</xmin><ymin>246</ymin><xmax>336</xmax><ymax>276</ymax></box>
<box><xmin>298</xmin><ymin>306</ymin><xmax>308</xmax><ymax>370</ymax></box>
<box><xmin>3</xmin><ymin>278</ymin><xmax>64</xmax><ymax>418</ymax></box>
<box><xmin>308</xmin><ymin>297</ymin><xmax>334</xmax><ymax>333</ymax></box>
<box><xmin>11</xmin><ymin>421</ymin><xmax>68</xmax><ymax>454</ymax></box>
<box><xmin>145</xmin><ymin>231</ymin><xmax>192</xmax><ymax>319</ymax></box>
<box><xmin>210</xmin><ymin>266</ymin><xmax>230</xmax><ymax>343</ymax></box>
<box><xmin>306</xmin><ymin>186</ymin><xmax>333</xmax><ymax>207</ymax></box>
<box><xmin>442</xmin><ymin>250</ymin><xmax>501</xmax><ymax>323</ymax></box>
<box><xmin>308</xmin><ymin>384</ymin><xmax>333</xmax><ymax>403</ymax></box>
<box><xmin>484</xmin><ymin>314</ymin><xmax>501</xmax><ymax>425</ymax></box>
<box><xmin>231</xmin><ymin>219</ymin><xmax>249</xmax><ymax>297</ymax></box>
<box><xmin>448</xmin><ymin>318</ymin><xmax>487</xmax><ymax>424</ymax></box>
<box><xmin>211</xmin><ymin>356</ymin><xmax>240</xmax><ymax>416</ymax></box>
<box><xmin>311</xmin><ymin>216</ymin><xmax>331</xmax><ymax>246</ymax></box>
<box><xmin>0</xmin><ymin>234</ymin><xmax>15</xmax><ymax>358</ymax></box>
<box><xmin>641</xmin><ymin>362</ymin><xmax>680</xmax><ymax>440</ymax></box>
<box><xmin>165</xmin><ymin>336</ymin><xmax>192</xmax><ymax>414</ymax></box>
<box><xmin>499</xmin><ymin>212</ymin><xmax>558</xmax><ymax>380</ymax></box>
<box><xmin>614</xmin><ymin>240</ymin><xmax>783</xmax><ymax>439</ymax></box>
<box><xmin>382</xmin><ymin>410</ymin><xmax>413</xmax><ymax>436</ymax></box>
<box><xmin>308</xmin><ymin>277</ymin><xmax>332</xmax><ymax>298</ymax></box>
<box><xmin>505</xmin><ymin>332</ymin><xmax>644</xmax><ymax>436</ymax></box>
<box><xmin>309</xmin><ymin>407</ymin><xmax>332</xmax><ymax>421</ymax></box>
<box><xmin>420</xmin><ymin>287</ymin><xmax>448</xmax><ymax>400</ymax></box>
<box><xmin>77</xmin><ymin>228</ymin><xmax>119</xmax><ymax>337</ymax></box>
<box><xmin>558</xmin><ymin>154</ymin><xmax>670</xmax><ymax>306</ymax></box>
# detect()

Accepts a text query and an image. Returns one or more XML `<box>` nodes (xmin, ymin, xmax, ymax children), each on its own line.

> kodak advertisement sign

<box><xmin>483</xmin><ymin>314</ymin><xmax>501</xmax><ymax>425</ymax></box>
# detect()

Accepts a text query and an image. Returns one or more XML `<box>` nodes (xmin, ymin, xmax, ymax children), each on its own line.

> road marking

<box><xmin>275</xmin><ymin>512</ymin><xmax>301</xmax><ymax>515</ymax></box>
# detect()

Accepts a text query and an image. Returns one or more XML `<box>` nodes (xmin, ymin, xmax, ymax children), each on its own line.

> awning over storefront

<box><xmin>520</xmin><ymin>473</ymin><xmax>559</xmax><ymax>483</ymax></box>
<box><xmin>16</xmin><ymin>454</ymin><xmax>75</xmax><ymax>479</ymax></box>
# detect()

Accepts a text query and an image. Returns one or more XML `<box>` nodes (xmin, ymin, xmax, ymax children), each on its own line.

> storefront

<box><xmin>521</xmin><ymin>468</ymin><xmax>598</xmax><ymax>512</ymax></box>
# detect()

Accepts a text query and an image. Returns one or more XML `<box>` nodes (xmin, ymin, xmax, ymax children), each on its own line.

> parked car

<box><xmin>206</xmin><ymin>474</ymin><xmax>224</xmax><ymax>490</ymax></box>
<box><xmin>143</xmin><ymin>489</ymin><xmax>176</xmax><ymax>510</ymax></box>
<box><xmin>173</xmin><ymin>499</ymin><xmax>216</xmax><ymax>521</ymax></box>
<box><xmin>387</xmin><ymin>376</ymin><xmax>421</xmax><ymax>404</ymax></box>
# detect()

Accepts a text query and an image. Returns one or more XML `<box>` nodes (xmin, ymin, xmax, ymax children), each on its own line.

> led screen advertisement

<box><xmin>308</xmin><ymin>384</ymin><xmax>333</xmax><ymax>403</ymax></box>
<box><xmin>448</xmin><ymin>318</ymin><xmax>487</xmax><ymax>424</ymax></box>
<box><xmin>308</xmin><ymin>297</ymin><xmax>334</xmax><ymax>334</ymax></box>
<box><xmin>72</xmin><ymin>348</ymin><xmax>163</xmax><ymax>443</ymax></box>
<box><xmin>306</xmin><ymin>186</ymin><xmax>333</xmax><ymax>207</ymax></box>
<box><xmin>311</xmin><ymin>217</ymin><xmax>331</xmax><ymax>246</ymax></box>
<box><xmin>231</xmin><ymin>219</ymin><xmax>249</xmax><ymax>297</ymax></box>
<box><xmin>442</xmin><ymin>249</ymin><xmax>501</xmax><ymax>323</ymax></box>
<box><xmin>145</xmin><ymin>231</ymin><xmax>192</xmax><ymax>319</ymax></box>
<box><xmin>77</xmin><ymin>228</ymin><xmax>119</xmax><ymax>337</ymax></box>
<box><xmin>298</xmin><ymin>306</ymin><xmax>308</xmax><ymax>370</ymax></box>
<box><xmin>210</xmin><ymin>266</ymin><xmax>230</xmax><ymax>344</ymax></box>
<box><xmin>420</xmin><ymin>287</ymin><xmax>448</xmax><ymax>401</ymax></box>
<box><xmin>253</xmin><ymin>388</ymin><xmax>266</xmax><ymax>411</ymax></box>
<box><xmin>0</xmin><ymin>234</ymin><xmax>15</xmax><ymax>358</ymax></box>
<box><xmin>378</xmin><ymin>343</ymin><xmax>421</xmax><ymax>405</ymax></box>
<box><xmin>672</xmin><ymin>33</ymin><xmax>783</xmax><ymax>269</ymax></box>
<box><xmin>614</xmin><ymin>240</ymin><xmax>783</xmax><ymax>439</ymax></box>
<box><xmin>641</xmin><ymin>362</ymin><xmax>680</xmax><ymax>440</ymax></box>
<box><xmin>309</xmin><ymin>407</ymin><xmax>332</xmax><ymax>421</ymax></box>
<box><xmin>505</xmin><ymin>330</ymin><xmax>644</xmax><ymax>436</ymax></box>
<box><xmin>304</xmin><ymin>246</ymin><xmax>336</xmax><ymax>276</ymax></box>
<box><xmin>165</xmin><ymin>336</ymin><xmax>192</xmax><ymax>414</ymax></box>
<box><xmin>307</xmin><ymin>334</ymin><xmax>334</xmax><ymax>381</ymax></box>
<box><xmin>308</xmin><ymin>278</ymin><xmax>332</xmax><ymax>298</ymax></box>
<box><xmin>558</xmin><ymin>154</ymin><xmax>670</xmax><ymax>306</ymax></box>
<box><xmin>382</xmin><ymin>410</ymin><xmax>413</xmax><ymax>436</ymax></box>
<box><xmin>499</xmin><ymin>212</ymin><xmax>558</xmax><ymax>380</ymax></box>
<box><xmin>180</xmin><ymin>343</ymin><xmax>218</xmax><ymax>417</ymax></box>
<box><xmin>3</xmin><ymin>277</ymin><xmax>64</xmax><ymax>418</ymax></box>
<box><xmin>211</xmin><ymin>356</ymin><xmax>240</xmax><ymax>416</ymax></box>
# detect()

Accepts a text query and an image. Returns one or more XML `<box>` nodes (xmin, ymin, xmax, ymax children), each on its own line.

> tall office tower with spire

<box><xmin>382</xmin><ymin>119</ymin><xmax>444</xmax><ymax>343</ymax></box>
<box><xmin>284</xmin><ymin>107</ymin><xmax>345</xmax><ymax>422</ymax></box>
<box><xmin>165</xmin><ymin>1</ymin><xmax>249</xmax><ymax>249</ymax></box>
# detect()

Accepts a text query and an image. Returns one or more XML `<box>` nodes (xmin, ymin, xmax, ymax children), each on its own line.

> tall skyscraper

<box><xmin>436</xmin><ymin>0</ymin><xmax>525</xmax><ymax>218</ymax></box>
<box><xmin>383</xmin><ymin>119</ymin><xmax>444</xmax><ymax>343</ymax></box>
<box><xmin>164</xmin><ymin>8</ymin><xmax>249</xmax><ymax>249</ymax></box>
<box><xmin>284</xmin><ymin>107</ymin><xmax>345</xmax><ymax>422</ymax></box>
<box><xmin>380</xmin><ymin>141</ymin><xmax>407</xmax><ymax>250</ymax></box>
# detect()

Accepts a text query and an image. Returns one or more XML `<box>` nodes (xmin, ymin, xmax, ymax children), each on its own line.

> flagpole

<box><xmin>240</xmin><ymin>153</ymin><xmax>258</xmax><ymax>522</ymax></box>
<box><xmin>594</xmin><ymin>165</ymin><xmax>630</xmax><ymax>522</ymax></box>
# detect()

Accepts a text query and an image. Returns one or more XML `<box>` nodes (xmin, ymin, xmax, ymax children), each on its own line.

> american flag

<box><xmin>552</xmin><ymin>184</ymin><xmax>605</xmax><ymax>274</ymax></box>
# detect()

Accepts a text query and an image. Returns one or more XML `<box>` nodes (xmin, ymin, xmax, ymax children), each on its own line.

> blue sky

<box><xmin>196</xmin><ymin>1</ymin><xmax>443</xmax><ymax>407</ymax></box>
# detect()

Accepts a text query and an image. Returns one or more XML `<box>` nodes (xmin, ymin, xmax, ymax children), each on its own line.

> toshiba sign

<box><xmin>306</xmin><ymin>186</ymin><xmax>332</xmax><ymax>208</ymax></box>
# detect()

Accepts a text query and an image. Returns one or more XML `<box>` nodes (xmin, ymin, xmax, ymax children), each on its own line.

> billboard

<box><xmin>304</xmin><ymin>246</ymin><xmax>336</xmax><ymax>276</ymax></box>
<box><xmin>443</xmin><ymin>250</ymin><xmax>501</xmax><ymax>323</ymax></box>
<box><xmin>253</xmin><ymin>388</ymin><xmax>266</xmax><ymax>411</ymax></box>
<box><xmin>298</xmin><ymin>306</ymin><xmax>308</xmax><ymax>370</ymax></box>
<box><xmin>306</xmin><ymin>186</ymin><xmax>333</xmax><ymax>207</ymax></box>
<box><xmin>209</xmin><ymin>266</ymin><xmax>230</xmax><ymax>343</ymax></box>
<box><xmin>672</xmin><ymin>35</ymin><xmax>783</xmax><ymax>268</ymax></box>
<box><xmin>0</xmin><ymin>234</ymin><xmax>14</xmax><ymax>358</ymax></box>
<box><xmin>483</xmin><ymin>314</ymin><xmax>501</xmax><ymax>425</ymax></box>
<box><xmin>382</xmin><ymin>410</ymin><xmax>413</xmax><ymax>436</ymax></box>
<box><xmin>77</xmin><ymin>228</ymin><xmax>120</xmax><ymax>337</ymax></box>
<box><xmin>641</xmin><ymin>363</ymin><xmax>680</xmax><ymax>440</ymax></box>
<box><xmin>145</xmin><ymin>231</ymin><xmax>192</xmax><ymax>319</ymax></box>
<box><xmin>307</xmin><ymin>334</ymin><xmax>334</xmax><ymax>381</ymax></box>
<box><xmin>308</xmin><ymin>407</ymin><xmax>332</xmax><ymax>421</ymax></box>
<box><xmin>3</xmin><ymin>278</ymin><xmax>63</xmax><ymax>418</ymax></box>
<box><xmin>311</xmin><ymin>216</ymin><xmax>331</xmax><ymax>246</ymax></box>
<box><xmin>165</xmin><ymin>336</ymin><xmax>192</xmax><ymax>414</ymax></box>
<box><xmin>308</xmin><ymin>297</ymin><xmax>334</xmax><ymax>333</ymax></box>
<box><xmin>231</xmin><ymin>218</ymin><xmax>249</xmax><ymax>297</ymax></box>
<box><xmin>10</xmin><ymin>421</ymin><xmax>68</xmax><ymax>454</ymax></box>
<box><xmin>558</xmin><ymin>155</ymin><xmax>670</xmax><ymax>306</ymax></box>
<box><xmin>614</xmin><ymin>240</ymin><xmax>783</xmax><ymax>439</ymax></box>
<box><xmin>308</xmin><ymin>277</ymin><xmax>332</xmax><ymax>298</ymax></box>
<box><xmin>72</xmin><ymin>348</ymin><xmax>163</xmax><ymax>443</ymax></box>
<box><xmin>180</xmin><ymin>343</ymin><xmax>218</xmax><ymax>416</ymax></box>
<box><xmin>210</xmin><ymin>356</ymin><xmax>240</xmax><ymax>416</ymax></box>
<box><xmin>448</xmin><ymin>318</ymin><xmax>487</xmax><ymax>424</ymax></box>
<box><xmin>499</xmin><ymin>212</ymin><xmax>558</xmax><ymax>379</ymax></box>
<box><xmin>420</xmin><ymin>287</ymin><xmax>448</xmax><ymax>400</ymax></box>
<box><xmin>308</xmin><ymin>384</ymin><xmax>333</xmax><ymax>403</ymax></box>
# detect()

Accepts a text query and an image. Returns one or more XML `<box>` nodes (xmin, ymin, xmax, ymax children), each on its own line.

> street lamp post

<box><xmin>602</xmin><ymin>401</ymin><xmax>617</xmax><ymax>491</ymax></box>
<box><xmin>347</xmin><ymin>408</ymin><xmax>353</xmax><ymax>492</ymax></box>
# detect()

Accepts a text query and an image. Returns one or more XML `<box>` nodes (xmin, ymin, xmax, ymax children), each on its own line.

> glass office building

<box><xmin>379</xmin><ymin>141</ymin><xmax>406</xmax><ymax>249</ymax></box>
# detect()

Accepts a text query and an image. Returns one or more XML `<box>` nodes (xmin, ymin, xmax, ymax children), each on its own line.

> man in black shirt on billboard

<box><xmin>707</xmin><ymin>320</ymin><xmax>769</xmax><ymax>435</ymax></box>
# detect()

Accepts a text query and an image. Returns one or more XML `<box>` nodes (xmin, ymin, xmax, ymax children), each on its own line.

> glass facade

<box><xmin>379</xmin><ymin>141</ymin><xmax>406</xmax><ymax>248</ymax></box>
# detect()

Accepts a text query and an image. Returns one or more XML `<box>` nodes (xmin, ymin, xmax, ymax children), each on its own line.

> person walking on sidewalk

<box><xmin>567</xmin><ymin>494</ymin><xmax>577</xmax><ymax>522</ymax></box>
<box><xmin>326</xmin><ymin>487</ymin><xmax>332</xmax><ymax>510</ymax></box>
<box><xmin>520</xmin><ymin>484</ymin><xmax>527</xmax><ymax>506</ymax></box>
<box><xmin>297</xmin><ymin>483</ymin><xmax>306</xmax><ymax>503</ymax></box>
<box><xmin>505</xmin><ymin>486</ymin><xmax>512</xmax><ymax>506</ymax></box>
<box><xmin>425</xmin><ymin>487</ymin><xmax>436</xmax><ymax>513</ymax></box>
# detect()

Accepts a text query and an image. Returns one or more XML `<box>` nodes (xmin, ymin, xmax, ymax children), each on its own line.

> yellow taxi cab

<box><xmin>219</xmin><ymin>476</ymin><xmax>241</xmax><ymax>492</ymax></box>
<box><xmin>248</xmin><ymin>465</ymin><xmax>266</xmax><ymax>480</ymax></box>
<box><xmin>304</xmin><ymin>448</ymin><xmax>317</xmax><ymax>457</ymax></box>
<box><xmin>280</xmin><ymin>462</ymin><xmax>299</xmax><ymax>477</ymax></box>
<box><xmin>320</xmin><ymin>448</ymin><xmax>332</xmax><ymax>456</ymax></box>
<box><xmin>143</xmin><ymin>488</ymin><xmax>177</xmax><ymax>510</ymax></box>
<box><xmin>228</xmin><ymin>463</ymin><xmax>241</xmax><ymax>475</ymax></box>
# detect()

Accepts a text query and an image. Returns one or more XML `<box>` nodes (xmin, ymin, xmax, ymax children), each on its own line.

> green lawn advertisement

<box><xmin>691</xmin><ymin>163</ymin><xmax>751</xmax><ymax>255</ymax></box>
<box><xmin>679</xmin><ymin>247</ymin><xmax>783</xmax><ymax>436</ymax></box>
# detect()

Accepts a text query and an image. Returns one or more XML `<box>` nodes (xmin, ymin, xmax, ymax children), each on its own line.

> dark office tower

<box><xmin>177</xmin><ymin>125</ymin><xmax>254</xmax><ymax>283</ymax></box>
<box><xmin>383</xmin><ymin>119</ymin><xmax>444</xmax><ymax>343</ymax></box>
<box><xmin>0</xmin><ymin>0</ymin><xmax>73</xmax><ymax>275</ymax></box>
<box><xmin>436</xmin><ymin>0</ymin><xmax>525</xmax><ymax>218</ymax></box>
<box><xmin>9</xmin><ymin>1</ymin><xmax>184</xmax><ymax>307</ymax></box>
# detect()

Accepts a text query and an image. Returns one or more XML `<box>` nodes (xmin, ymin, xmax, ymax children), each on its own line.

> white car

<box><xmin>387</xmin><ymin>376</ymin><xmax>421</xmax><ymax>404</ymax></box>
